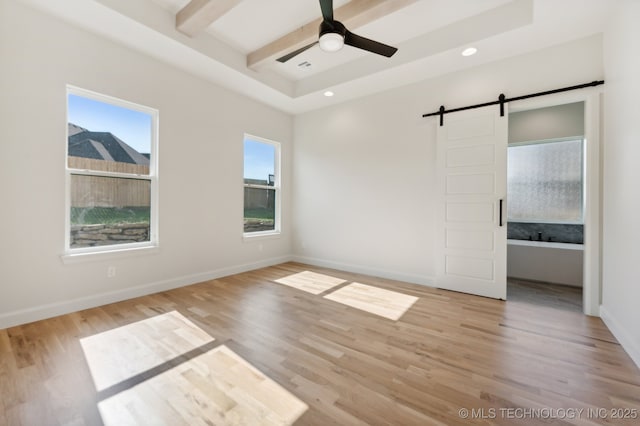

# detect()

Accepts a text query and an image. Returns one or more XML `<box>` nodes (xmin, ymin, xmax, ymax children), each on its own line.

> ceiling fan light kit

<box><xmin>277</xmin><ymin>0</ymin><xmax>398</xmax><ymax>63</ymax></box>
<box><xmin>319</xmin><ymin>32</ymin><xmax>344</xmax><ymax>52</ymax></box>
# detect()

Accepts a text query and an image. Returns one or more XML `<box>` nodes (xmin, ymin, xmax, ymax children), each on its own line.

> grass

<box><xmin>244</xmin><ymin>207</ymin><xmax>275</xmax><ymax>221</ymax></box>
<box><xmin>71</xmin><ymin>207</ymin><xmax>150</xmax><ymax>225</ymax></box>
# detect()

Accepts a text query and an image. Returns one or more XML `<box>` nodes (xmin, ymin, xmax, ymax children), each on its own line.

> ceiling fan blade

<box><xmin>319</xmin><ymin>0</ymin><xmax>333</xmax><ymax>21</ymax></box>
<box><xmin>276</xmin><ymin>41</ymin><xmax>318</xmax><ymax>63</ymax></box>
<box><xmin>344</xmin><ymin>30</ymin><xmax>398</xmax><ymax>58</ymax></box>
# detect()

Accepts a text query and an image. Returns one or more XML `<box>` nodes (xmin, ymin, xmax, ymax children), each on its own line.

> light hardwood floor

<box><xmin>1</xmin><ymin>262</ymin><xmax>639</xmax><ymax>425</ymax></box>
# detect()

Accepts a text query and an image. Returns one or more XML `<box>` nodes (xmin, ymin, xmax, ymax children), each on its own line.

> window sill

<box><xmin>243</xmin><ymin>231</ymin><xmax>281</xmax><ymax>242</ymax></box>
<box><xmin>61</xmin><ymin>244</ymin><xmax>160</xmax><ymax>265</ymax></box>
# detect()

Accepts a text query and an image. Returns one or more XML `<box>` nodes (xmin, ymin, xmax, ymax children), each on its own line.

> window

<box><xmin>66</xmin><ymin>87</ymin><xmax>158</xmax><ymax>253</ymax></box>
<box><xmin>243</xmin><ymin>135</ymin><xmax>280</xmax><ymax>235</ymax></box>
<box><xmin>507</xmin><ymin>138</ymin><xmax>583</xmax><ymax>223</ymax></box>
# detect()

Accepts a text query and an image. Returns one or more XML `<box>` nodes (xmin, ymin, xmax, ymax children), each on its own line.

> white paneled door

<box><xmin>435</xmin><ymin>106</ymin><xmax>508</xmax><ymax>299</ymax></box>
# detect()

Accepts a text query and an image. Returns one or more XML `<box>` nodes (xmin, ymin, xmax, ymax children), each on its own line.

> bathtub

<box><xmin>507</xmin><ymin>239</ymin><xmax>584</xmax><ymax>287</ymax></box>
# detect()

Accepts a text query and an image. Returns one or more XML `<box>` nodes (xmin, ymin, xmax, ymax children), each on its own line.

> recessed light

<box><xmin>324</xmin><ymin>91</ymin><xmax>334</xmax><ymax>97</ymax></box>
<box><xmin>462</xmin><ymin>47</ymin><xmax>478</xmax><ymax>57</ymax></box>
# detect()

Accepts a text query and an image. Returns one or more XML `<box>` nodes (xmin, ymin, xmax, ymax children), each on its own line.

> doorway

<box><xmin>506</xmin><ymin>103</ymin><xmax>585</xmax><ymax>310</ymax></box>
<box><xmin>507</xmin><ymin>91</ymin><xmax>602</xmax><ymax>316</ymax></box>
<box><xmin>434</xmin><ymin>89</ymin><xmax>602</xmax><ymax>316</ymax></box>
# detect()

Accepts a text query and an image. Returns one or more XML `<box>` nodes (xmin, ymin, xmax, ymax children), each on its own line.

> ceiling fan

<box><xmin>276</xmin><ymin>0</ymin><xmax>398</xmax><ymax>63</ymax></box>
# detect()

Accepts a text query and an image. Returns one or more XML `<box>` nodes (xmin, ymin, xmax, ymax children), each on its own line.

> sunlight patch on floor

<box><xmin>98</xmin><ymin>345</ymin><xmax>308</xmax><ymax>425</ymax></box>
<box><xmin>274</xmin><ymin>270</ymin><xmax>346</xmax><ymax>294</ymax></box>
<box><xmin>81</xmin><ymin>311</ymin><xmax>308</xmax><ymax>425</ymax></box>
<box><xmin>323</xmin><ymin>283</ymin><xmax>419</xmax><ymax>320</ymax></box>
<box><xmin>80</xmin><ymin>311</ymin><xmax>214</xmax><ymax>391</ymax></box>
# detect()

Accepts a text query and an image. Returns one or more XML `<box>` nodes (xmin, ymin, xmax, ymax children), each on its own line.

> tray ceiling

<box><xmin>21</xmin><ymin>0</ymin><xmax>610</xmax><ymax>114</ymax></box>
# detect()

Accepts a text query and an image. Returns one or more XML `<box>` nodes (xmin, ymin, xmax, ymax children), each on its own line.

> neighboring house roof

<box><xmin>68</xmin><ymin>123</ymin><xmax>149</xmax><ymax>165</ymax></box>
<box><xmin>68</xmin><ymin>123</ymin><xmax>89</xmax><ymax>136</ymax></box>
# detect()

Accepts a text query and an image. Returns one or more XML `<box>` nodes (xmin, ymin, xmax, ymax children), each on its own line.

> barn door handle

<box><xmin>499</xmin><ymin>199</ymin><xmax>504</xmax><ymax>227</ymax></box>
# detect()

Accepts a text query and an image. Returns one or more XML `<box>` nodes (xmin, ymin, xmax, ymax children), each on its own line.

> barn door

<box><xmin>435</xmin><ymin>105</ymin><xmax>508</xmax><ymax>299</ymax></box>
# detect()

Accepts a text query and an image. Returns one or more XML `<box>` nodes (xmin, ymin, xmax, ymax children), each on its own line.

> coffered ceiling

<box><xmin>21</xmin><ymin>0</ymin><xmax>611</xmax><ymax>114</ymax></box>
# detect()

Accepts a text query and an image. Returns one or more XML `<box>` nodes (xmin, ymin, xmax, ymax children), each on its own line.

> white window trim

<box><xmin>63</xmin><ymin>85</ymin><xmax>159</xmax><ymax>261</ymax></box>
<box><xmin>243</xmin><ymin>133</ymin><xmax>281</xmax><ymax>239</ymax></box>
<box><xmin>61</xmin><ymin>245</ymin><xmax>161</xmax><ymax>265</ymax></box>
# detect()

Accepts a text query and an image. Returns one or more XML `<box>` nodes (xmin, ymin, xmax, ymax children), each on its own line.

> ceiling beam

<box><xmin>176</xmin><ymin>0</ymin><xmax>244</xmax><ymax>37</ymax></box>
<box><xmin>247</xmin><ymin>0</ymin><xmax>418</xmax><ymax>70</ymax></box>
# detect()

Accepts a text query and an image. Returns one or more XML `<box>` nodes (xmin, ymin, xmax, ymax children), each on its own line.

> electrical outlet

<box><xmin>107</xmin><ymin>266</ymin><xmax>116</xmax><ymax>278</ymax></box>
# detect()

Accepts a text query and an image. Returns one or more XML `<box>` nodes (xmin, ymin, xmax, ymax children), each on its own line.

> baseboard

<box><xmin>0</xmin><ymin>255</ymin><xmax>292</xmax><ymax>330</ymax></box>
<box><xmin>291</xmin><ymin>255</ymin><xmax>434</xmax><ymax>287</ymax></box>
<box><xmin>600</xmin><ymin>305</ymin><xmax>640</xmax><ymax>370</ymax></box>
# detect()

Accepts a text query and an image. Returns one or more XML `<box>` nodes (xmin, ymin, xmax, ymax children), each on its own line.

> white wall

<box><xmin>509</xmin><ymin>102</ymin><xmax>584</xmax><ymax>143</ymax></box>
<box><xmin>601</xmin><ymin>0</ymin><xmax>640</xmax><ymax>368</ymax></box>
<box><xmin>507</xmin><ymin>241</ymin><xmax>583</xmax><ymax>287</ymax></box>
<box><xmin>0</xmin><ymin>0</ymin><xmax>292</xmax><ymax>328</ymax></box>
<box><xmin>292</xmin><ymin>35</ymin><xmax>603</xmax><ymax>284</ymax></box>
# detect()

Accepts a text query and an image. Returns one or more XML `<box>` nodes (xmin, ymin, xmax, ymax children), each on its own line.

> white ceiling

<box><xmin>21</xmin><ymin>0</ymin><xmax>611</xmax><ymax>114</ymax></box>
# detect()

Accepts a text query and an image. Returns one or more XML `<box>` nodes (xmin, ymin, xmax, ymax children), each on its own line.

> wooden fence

<box><xmin>70</xmin><ymin>157</ymin><xmax>275</xmax><ymax>210</ymax></box>
<box><xmin>244</xmin><ymin>187</ymin><xmax>275</xmax><ymax>210</ymax></box>
<box><xmin>69</xmin><ymin>157</ymin><xmax>150</xmax><ymax>208</ymax></box>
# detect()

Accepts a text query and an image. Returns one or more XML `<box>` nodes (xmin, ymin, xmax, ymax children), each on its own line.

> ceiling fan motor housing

<box><xmin>319</xmin><ymin>20</ymin><xmax>346</xmax><ymax>52</ymax></box>
<box><xmin>320</xmin><ymin>20</ymin><xmax>347</xmax><ymax>38</ymax></box>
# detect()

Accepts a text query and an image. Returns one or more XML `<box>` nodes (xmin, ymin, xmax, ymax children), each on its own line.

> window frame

<box><xmin>64</xmin><ymin>85</ymin><xmax>159</xmax><ymax>257</ymax></box>
<box><xmin>242</xmin><ymin>134</ymin><xmax>281</xmax><ymax>239</ymax></box>
<box><xmin>507</xmin><ymin>136</ymin><xmax>585</xmax><ymax>225</ymax></box>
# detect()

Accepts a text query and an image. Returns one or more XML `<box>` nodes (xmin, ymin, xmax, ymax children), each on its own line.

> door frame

<box><xmin>508</xmin><ymin>89</ymin><xmax>602</xmax><ymax>316</ymax></box>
